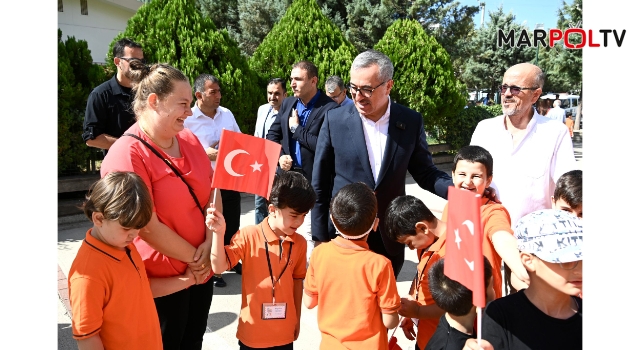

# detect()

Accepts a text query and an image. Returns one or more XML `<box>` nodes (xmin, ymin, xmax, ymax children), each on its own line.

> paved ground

<box><xmin>57</xmin><ymin>131</ymin><xmax>582</xmax><ymax>349</ymax></box>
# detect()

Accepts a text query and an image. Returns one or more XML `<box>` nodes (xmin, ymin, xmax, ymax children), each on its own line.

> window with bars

<box><xmin>80</xmin><ymin>0</ymin><xmax>88</xmax><ymax>15</ymax></box>
<box><xmin>58</xmin><ymin>0</ymin><xmax>63</xmax><ymax>12</ymax></box>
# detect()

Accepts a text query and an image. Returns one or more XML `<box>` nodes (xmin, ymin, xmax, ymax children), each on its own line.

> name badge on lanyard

<box><xmin>260</xmin><ymin>225</ymin><xmax>292</xmax><ymax>320</ymax></box>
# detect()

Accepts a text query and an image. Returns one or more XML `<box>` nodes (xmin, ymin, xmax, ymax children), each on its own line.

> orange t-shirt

<box><xmin>415</xmin><ymin>234</ymin><xmax>447</xmax><ymax>350</ymax></box>
<box><xmin>304</xmin><ymin>236</ymin><xmax>401</xmax><ymax>350</ymax></box>
<box><xmin>69</xmin><ymin>230</ymin><xmax>162</xmax><ymax>349</ymax></box>
<box><xmin>442</xmin><ymin>200</ymin><xmax>513</xmax><ymax>299</ymax></box>
<box><xmin>223</xmin><ymin>219</ymin><xmax>307</xmax><ymax>348</ymax></box>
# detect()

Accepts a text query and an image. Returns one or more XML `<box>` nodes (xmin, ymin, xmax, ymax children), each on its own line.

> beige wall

<box><xmin>58</xmin><ymin>0</ymin><xmax>141</xmax><ymax>63</ymax></box>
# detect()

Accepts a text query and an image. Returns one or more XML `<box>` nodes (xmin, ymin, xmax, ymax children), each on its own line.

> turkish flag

<box><xmin>211</xmin><ymin>129</ymin><xmax>281</xmax><ymax>199</ymax></box>
<box><xmin>444</xmin><ymin>186</ymin><xmax>486</xmax><ymax>307</ymax></box>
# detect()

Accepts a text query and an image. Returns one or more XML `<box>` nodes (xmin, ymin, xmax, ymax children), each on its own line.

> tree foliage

<box><xmin>443</xmin><ymin>106</ymin><xmax>494</xmax><ymax>150</ymax></box>
<box><xmin>58</xmin><ymin>30</ymin><xmax>105</xmax><ymax>175</ymax></box>
<box><xmin>461</xmin><ymin>6</ymin><xmax>535</xmax><ymax>96</ymax></box>
<box><xmin>374</xmin><ymin>19</ymin><xmax>467</xmax><ymax>138</ymax></box>
<box><xmin>249</xmin><ymin>0</ymin><xmax>358</xmax><ymax>92</ymax></box>
<box><xmin>537</xmin><ymin>0</ymin><xmax>582</xmax><ymax>93</ymax></box>
<box><xmin>108</xmin><ymin>0</ymin><xmax>262</xmax><ymax>134</ymax></box>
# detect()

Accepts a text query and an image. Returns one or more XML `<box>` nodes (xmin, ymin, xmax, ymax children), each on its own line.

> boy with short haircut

<box><xmin>552</xmin><ymin>169</ymin><xmax>582</xmax><ymax>218</ymax></box>
<box><xmin>425</xmin><ymin>256</ymin><xmax>495</xmax><ymax>350</ymax></box>
<box><xmin>465</xmin><ymin>209</ymin><xmax>583</xmax><ymax>350</ymax></box>
<box><xmin>69</xmin><ymin>172</ymin><xmax>198</xmax><ymax>350</ymax></box>
<box><xmin>303</xmin><ymin>182</ymin><xmax>401</xmax><ymax>349</ymax></box>
<box><xmin>207</xmin><ymin>171</ymin><xmax>315</xmax><ymax>349</ymax></box>
<box><xmin>444</xmin><ymin>145</ymin><xmax>529</xmax><ymax>297</ymax></box>
<box><xmin>385</xmin><ymin>195</ymin><xmax>447</xmax><ymax>350</ymax></box>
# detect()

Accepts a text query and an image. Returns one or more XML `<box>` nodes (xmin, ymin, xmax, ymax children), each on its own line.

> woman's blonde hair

<box><xmin>128</xmin><ymin>60</ymin><xmax>190</xmax><ymax>117</ymax></box>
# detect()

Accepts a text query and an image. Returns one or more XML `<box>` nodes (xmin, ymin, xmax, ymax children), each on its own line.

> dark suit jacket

<box><xmin>311</xmin><ymin>102</ymin><xmax>453</xmax><ymax>256</ymax></box>
<box><xmin>266</xmin><ymin>92</ymin><xmax>338</xmax><ymax>183</ymax></box>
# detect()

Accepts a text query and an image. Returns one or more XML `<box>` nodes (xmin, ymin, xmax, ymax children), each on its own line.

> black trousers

<box><xmin>154</xmin><ymin>277</ymin><xmax>214</xmax><ymax>350</ymax></box>
<box><xmin>221</xmin><ymin>189</ymin><xmax>242</xmax><ymax>246</ymax></box>
<box><xmin>366</xmin><ymin>228</ymin><xmax>405</xmax><ymax>278</ymax></box>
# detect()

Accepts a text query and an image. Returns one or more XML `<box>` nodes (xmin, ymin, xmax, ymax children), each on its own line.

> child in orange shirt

<box><xmin>565</xmin><ymin>112</ymin><xmax>575</xmax><ymax>137</ymax></box>
<box><xmin>69</xmin><ymin>172</ymin><xmax>199</xmax><ymax>350</ymax></box>
<box><xmin>303</xmin><ymin>182</ymin><xmax>401</xmax><ymax>349</ymax></box>
<box><xmin>385</xmin><ymin>195</ymin><xmax>447</xmax><ymax>350</ymax></box>
<box><xmin>207</xmin><ymin>171</ymin><xmax>315</xmax><ymax>350</ymax></box>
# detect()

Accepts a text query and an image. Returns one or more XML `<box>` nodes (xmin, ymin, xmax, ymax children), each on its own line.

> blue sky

<box><xmin>458</xmin><ymin>0</ymin><xmax>570</xmax><ymax>30</ymax></box>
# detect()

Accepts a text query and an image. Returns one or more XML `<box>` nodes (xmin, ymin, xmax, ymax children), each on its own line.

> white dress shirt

<box><xmin>184</xmin><ymin>104</ymin><xmax>241</xmax><ymax>170</ymax></box>
<box><xmin>254</xmin><ymin>103</ymin><xmax>278</xmax><ymax>138</ymax></box>
<box><xmin>470</xmin><ymin>110</ymin><xmax>577</xmax><ymax>227</ymax></box>
<box><xmin>359</xmin><ymin>96</ymin><xmax>391</xmax><ymax>184</ymax></box>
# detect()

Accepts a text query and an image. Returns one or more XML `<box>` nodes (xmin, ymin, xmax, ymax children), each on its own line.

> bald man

<box><xmin>470</xmin><ymin>63</ymin><xmax>577</xmax><ymax>292</ymax></box>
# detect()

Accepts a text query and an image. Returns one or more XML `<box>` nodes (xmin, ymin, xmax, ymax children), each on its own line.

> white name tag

<box><xmin>262</xmin><ymin>303</ymin><xmax>287</xmax><ymax>320</ymax></box>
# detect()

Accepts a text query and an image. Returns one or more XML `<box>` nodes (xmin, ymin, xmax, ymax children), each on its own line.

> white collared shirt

<box><xmin>254</xmin><ymin>103</ymin><xmax>278</xmax><ymax>139</ymax></box>
<box><xmin>470</xmin><ymin>110</ymin><xmax>577</xmax><ymax>227</ymax></box>
<box><xmin>359</xmin><ymin>96</ymin><xmax>391</xmax><ymax>184</ymax></box>
<box><xmin>184</xmin><ymin>104</ymin><xmax>241</xmax><ymax>170</ymax></box>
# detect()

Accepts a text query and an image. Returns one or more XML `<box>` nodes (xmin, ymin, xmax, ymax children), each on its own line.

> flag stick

<box><xmin>212</xmin><ymin>188</ymin><xmax>218</xmax><ymax>209</ymax></box>
<box><xmin>477</xmin><ymin>306</ymin><xmax>482</xmax><ymax>344</ymax></box>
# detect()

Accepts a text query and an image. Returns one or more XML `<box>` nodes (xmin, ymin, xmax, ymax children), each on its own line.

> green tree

<box><xmin>58</xmin><ymin>30</ymin><xmax>105</xmax><ymax>175</ymax></box>
<box><xmin>108</xmin><ymin>0</ymin><xmax>263</xmax><ymax>134</ymax></box>
<box><xmin>443</xmin><ymin>106</ymin><xmax>494</xmax><ymax>150</ymax></box>
<box><xmin>461</xmin><ymin>6</ymin><xmax>535</xmax><ymax>98</ymax></box>
<box><xmin>374</xmin><ymin>19</ymin><xmax>467</xmax><ymax>140</ymax></box>
<box><xmin>249</xmin><ymin>0</ymin><xmax>358</xmax><ymax>92</ymax></box>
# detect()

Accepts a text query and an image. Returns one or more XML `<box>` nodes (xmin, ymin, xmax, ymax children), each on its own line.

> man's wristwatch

<box><xmin>290</xmin><ymin>124</ymin><xmax>298</xmax><ymax>133</ymax></box>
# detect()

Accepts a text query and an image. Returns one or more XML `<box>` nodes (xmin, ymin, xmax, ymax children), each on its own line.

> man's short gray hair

<box><xmin>194</xmin><ymin>73</ymin><xmax>220</xmax><ymax>93</ymax></box>
<box><xmin>351</xmin><ymin>49</ymin><xmax>394</xmax><ymax>82</ymax></box>
<box><xmin>325</xmin><ymin>75</ymin><xmax>346</xmax><ymax>93</ymax></box>
<box><xmin>553</xmin><ymin>99</ymin><xmax>562</xmax><ymax>107</ymax></box>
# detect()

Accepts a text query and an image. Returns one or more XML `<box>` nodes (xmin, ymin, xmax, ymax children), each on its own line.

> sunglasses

<box><xmin>118</xmin><ymin>57</ymin><xmax>147</xmax><ymax>65</ymax></box>
<box><xmin>499</xmin><ymin>84</ymin><xmax>538</xmax><ymax>95</ymax></box>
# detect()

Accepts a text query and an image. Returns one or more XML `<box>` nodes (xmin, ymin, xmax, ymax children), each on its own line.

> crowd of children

<box><xmin>68</xmin><ymin>144</ymin><xmax>583</xmax><ymax>349</ymax></box>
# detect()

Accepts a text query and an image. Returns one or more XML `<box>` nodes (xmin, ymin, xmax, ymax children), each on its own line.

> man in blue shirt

<box><xmin>266</xmin><ymin>61</ymin><xmax>338</xmax><ymax>263</ymax></box>
<box><xmin>325</xmin><ymin>75</ymin><xmax>354</xmax><ymax>107</ymax></box>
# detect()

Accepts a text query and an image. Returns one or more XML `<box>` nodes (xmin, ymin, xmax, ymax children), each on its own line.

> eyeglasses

<box><xmin>348</xmin><ymin>80</ymin><xmax>388</xmax><ymax>98</ymax></box>
<box><xmin>118</xmin><ymin>57</ymin><xmax>147</xmax><ymax>64</ymax></box>
<box><xmin>532</xmin><ymin>254</ymin><xmax>581</xmax><ymax>270</ymax></box>
<box><xmin>499</xmin><ymin>84</ymin><xmax>538</xmax><ymax>95</ymax></box>
<box><xmin>327</xmin><ymin>89</ymin><xmax>345</xmax><ymax>101</ymax></box>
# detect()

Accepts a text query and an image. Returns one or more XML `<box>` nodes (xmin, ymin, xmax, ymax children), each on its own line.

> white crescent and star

<box><xmin>455</xmin><ymin>220</ymin><xmax>476</xmax><ymax>271</ymax></box>
<box><xmin>223</xmin><ymin>149</ymin><xmax>263</xmax><ymax>177</ymax></box>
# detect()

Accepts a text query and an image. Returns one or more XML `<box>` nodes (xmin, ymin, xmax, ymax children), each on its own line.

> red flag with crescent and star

<box><xmin>444</xmin><ymin>186</ymin><xmax>486</xmax><ymax>307</ymax></box>
<box><xmin>211</xmin><ymin>129</ymin><xmax>281</xmax><ymax>199</ymax></box>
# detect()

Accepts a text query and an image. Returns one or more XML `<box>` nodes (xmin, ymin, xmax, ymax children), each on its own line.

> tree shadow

<box><xmin>58</xmin><ymin>323</ymin><xmax>76</xmax><ymax>350</ymax></box>
<box><xmin>212</xmin><ymin>271</ymin><xmax>242</xmax><ymax>296</ymax></box>
<box><xmin>206</xmin><ymin>311</ymin><xmax>238</xmax><ymax>333</ymax></box>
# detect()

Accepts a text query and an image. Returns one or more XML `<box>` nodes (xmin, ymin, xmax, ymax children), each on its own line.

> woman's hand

<box><xmin>188</xmin><ymin>239</ymin><xmax>212</xmax><ymax>284</ymax></box>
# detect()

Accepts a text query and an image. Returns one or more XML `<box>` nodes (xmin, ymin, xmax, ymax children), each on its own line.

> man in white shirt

<box><xmin>470</xmin><ymin>63</ymin><xmax>577</xmax><ymax>293</ymax></box>
<box><xmin>184</xmin><ymin>74</ymin><xmax>242</xmax><ymax>287</ymax></box>
<box><xmin>325</xmin><ymin>75</ymin><xmax>354</xmax><ymax>107</ymax></box>
<box><xmin>254</xmin><ymin>78</ymin><xmax>287</xmax><ymax>224</ymax></box>
<box><xmin>546</xmin><ymin>99</ymin><xmax>567</xmax><ymax>123</ymax></box>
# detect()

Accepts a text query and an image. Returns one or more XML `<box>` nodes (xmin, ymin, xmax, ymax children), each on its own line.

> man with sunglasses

<box><xmin>311</xmin><ymin>50</ymin><xmax>453</xmax><ymax>278</ymax></box>
<box><xmin>470</xmin><ymin>63</ymin><xmax>577</xmax><ymax>295</ymax></box>
<box><xmin>82</xmin><ymin>38</ymin><xmax>145</xmax><ymax>155</ymax></box>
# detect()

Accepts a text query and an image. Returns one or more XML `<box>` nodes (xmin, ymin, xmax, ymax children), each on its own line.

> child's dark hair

<box><xmin>553</xmin><ymin>169</ymin><xmax>582</xmax><ymax>209</ymax></box>
<box><xmin>428</xmin><ymin>256</ymin><xmax>492</xmax><ymax>316</ymax></box>
<box><xmin>269</xmin><ymin>171</ymin><xmax>316</xmax><ymax>213</ymax></box>
<box><xmin>83</xmin><ymin>172</ymin><xmax>153</xmax><ymax>229</ymax></box>
<box><xmin>385</xmin><ymin>195</ymin><xmax>436</xmax><ymax>241</ymax></box>
<box><xmin>330</xmin><ymin>182</ymin><xmax>377</xmax><ymax>236</ymax></box>
<box><xmin>452</xmin><ymin>145</ymin><xmax>493</xmax><ymax>177</ymax></box>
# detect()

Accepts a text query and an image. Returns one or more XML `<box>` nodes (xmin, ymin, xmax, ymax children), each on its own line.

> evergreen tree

<box><xmin>461</xmin><ymin>6</ymin><xmax>535</xmax><ymax>98</ymax></box>
<box><xmin>249</xmin><ymin>0</ymin><xmax>357</xmax><ymax>92</ymax></box>
<box><xmin>374</xmin><ymin>19</ymin><xmax>467</xmax><ymax>140</ymax></box>
<box><xmin>58</xmin><ymin>30</ymin><xmax>105</xmax><ymax>175</ymax></box>
<box><xmin>108</xmin><ymin>0</ymin><xmax>263</xmax><ymax>134</ymax></box>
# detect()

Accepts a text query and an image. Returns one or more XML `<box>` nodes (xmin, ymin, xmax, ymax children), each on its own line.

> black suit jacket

<box><xmin>266</xmin><ymin>92</ymin><xmax>338</xmax><ymax>183</ymax></box>
<box><xmin>311</xmin><ymin>102</ymin><xmax>453</xmax><ymax>256</ymax></box>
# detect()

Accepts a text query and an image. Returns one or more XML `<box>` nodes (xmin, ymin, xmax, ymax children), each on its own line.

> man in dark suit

<box><xmin>311</xmin><ymin>50</ymin><xmax>453</xmax><ymax>277</ymax></box>
<box><xmin>267</xmin><ymin>60</ymin><xmax>338</xmax><ymax>262</ymax></box>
